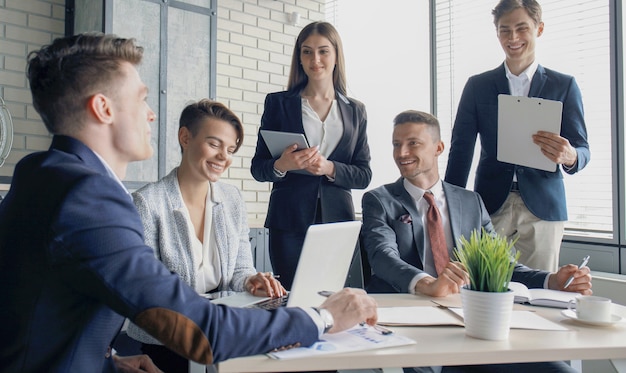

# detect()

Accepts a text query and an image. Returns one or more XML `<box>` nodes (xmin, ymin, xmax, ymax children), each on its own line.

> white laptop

<box><xmin>211</xmin><ymin>221</ymin><xmax>362</xmax><ymax>308</ymax></box>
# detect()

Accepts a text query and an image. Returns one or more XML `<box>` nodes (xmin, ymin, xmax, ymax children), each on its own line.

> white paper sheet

<box><xmin>450</xmin><ymin>308</ymin><xmax>570</xmax><ymax>331</ymax></box>
<box><xmin>497</xmin><ymin>94</ymin><xmax>563</xmax><ymax>172</ymax></box>
<box><xmin>377</xmin><ymin>306</ymin><xmax>464</xmax><ymax>326</ymax></box>
<box><xmin>266</xmin><ymin>324</ymin><xmax>416</xmax><ymax>360</ymax></box>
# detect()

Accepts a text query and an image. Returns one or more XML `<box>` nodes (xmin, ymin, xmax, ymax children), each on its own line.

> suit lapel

<box><xmin>391</xmin><ymin>178</ymin><xmax>426</xmax><ymax>264</ymax></box>
<box><xmin>284</xmin><ymin>92</ymin><xmax>306</xmax><ymax>134</ymax></box>
<box><xmin>528</xmin><ymin>64</ymin><xmax>547</xmax><ymax>97</ymax></box>
<box><xmin>210</xmin><ymin>183</ymin><xmax>229</xmax><ymax>289</ymax></box>
<box><xmin>329</xmin><ymin>93</ymin><xmax>354</xmax><ymax>160</ymax></box>
<box><xmin>168</xmin><ymin>170</ymin><xmax>197</xmax><ymax>279</ymax></box>
<box><xmin>494</xmin><ymin>63</ymin><xmax>510</xmax><ymax>95</ymax></box>
<box><xmin>442</xmin><ymin>182</ymin><xmax>462</xmax><ymax>249</ymax></box>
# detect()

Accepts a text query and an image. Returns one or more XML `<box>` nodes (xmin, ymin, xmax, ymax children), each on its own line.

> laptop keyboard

<box><xmin>249</xmin><ymin>294</ymin><xmax>290</xmax><ymax>310</ymax></box>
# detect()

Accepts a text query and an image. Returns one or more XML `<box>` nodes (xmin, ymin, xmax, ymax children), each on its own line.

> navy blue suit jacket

<box><xmin>445</xmin><ymin>64</ymin><xmax>590</xmax><ymax>221</ymax></box>
<box><xmin>0</xmin><ymin>136</ymin><xmax>318</xmax><ymax>372</ymax></box>
<box><xmin>251</xmin><ymin>89</ymin><xmax>371</xmax><ymax>232</ymax></box>
<box><xmin>362</xmin><ymin>179</ymin><xmax>549</xmax><ymax>294</ymax></box>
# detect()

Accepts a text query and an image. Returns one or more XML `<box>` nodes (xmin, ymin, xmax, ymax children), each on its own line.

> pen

<box><xmin>359</xmin><ymin>322</ymin><xmax>394</xmax><ymax>335</ymax></box>
<box><xmin>318</xmin><ymin>291</ymin><xmax>393</xmax><ymax>335</ymax></box>
<box><xmin>563</xmin><ymin>255</ymin><xmax>590</xmax><ymax>289</ymax></box>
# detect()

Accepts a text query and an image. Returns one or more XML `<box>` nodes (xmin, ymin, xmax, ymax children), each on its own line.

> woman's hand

<box><xmin>305</xmin><ymin>153</ymin><xmax>335</xmax><ymax>177</ymax></box>
<box><xmin>274</xmin><ymin>145</ymin><xmax>320</xmax><ymax>173</ymax></box>
<box><xmin>245</xmin><ymin>272</ymin><xmax>287</xmax><ymax>298</ymax></box>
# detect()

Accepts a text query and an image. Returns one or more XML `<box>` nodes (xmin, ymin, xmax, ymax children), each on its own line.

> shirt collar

<box><xmin>208</xmin><ymin>181</ymin><xmax>220</xmax><ymax>204</ymax></box>
<box><xmin>403</xmin><ymin>178</ymin><xmax>443</xmax><ymax>201</ymax></box>
<box><xmin>91</xmin><ymin>151</ymin><xmax>130</xmax><ymax>195</ymax></box>
<box><xmin>504</xmin><ymin>59</ymin><xmax>538</xmax><ymax>82</ymax></box>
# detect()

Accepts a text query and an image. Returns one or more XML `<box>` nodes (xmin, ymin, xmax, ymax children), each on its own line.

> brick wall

<box><xmin>0</xmin><ymin>0</ymin><xmax>64</xmax><ymax>178</ymax></box>
<box><xmin>215</xmin><ymin>0</ymin><xmax>326</xmax><ymax>224</ymax></box>
<box><xmin>0</xmin><ymin>0</ymin><xmax>326</xmax><ymax>222</ymax></box>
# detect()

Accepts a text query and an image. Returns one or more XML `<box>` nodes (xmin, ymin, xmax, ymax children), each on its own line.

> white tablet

<box><xmin>260</xmin><ymin>130</ymin><xmax>310</xmax><ymax>158</ymax></box>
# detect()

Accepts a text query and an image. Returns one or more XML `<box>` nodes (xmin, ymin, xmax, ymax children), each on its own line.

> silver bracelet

<box><xmin>273</xmin><ymin>166</ymin><xmax>286</xmax><ymax>178</ymax></box>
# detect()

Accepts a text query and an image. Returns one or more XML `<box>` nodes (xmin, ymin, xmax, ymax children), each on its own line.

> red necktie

<box><xmin>423</xmin><ymin>192</ymin><xmax>449</xmax><ymax>276</ymax></box>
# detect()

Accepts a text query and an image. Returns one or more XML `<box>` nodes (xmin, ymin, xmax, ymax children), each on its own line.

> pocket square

<box><xmin>399</xmin><ymin>214</ymin><xmax>412</xmax><ymax>224</ymax></box>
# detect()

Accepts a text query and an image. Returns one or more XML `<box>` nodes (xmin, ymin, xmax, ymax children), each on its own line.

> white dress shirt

<box><xmin>505</xmin><ymin>59</ymin><xmax>538</xmax><ymax>97</ymax></box>
<box><xmin>181</xmin><ymin>184</ymin><xmax>222</xmax><ymax>294</ymax></box>
<box><xmin>403</xmin><ymin>179</ymin><xmax>455</xmax><ymax>293</ymax></box>
<box><xmin>301</xmin><ymin>98</ymin><xmax>343</xmax><ymax>158</ymax></box>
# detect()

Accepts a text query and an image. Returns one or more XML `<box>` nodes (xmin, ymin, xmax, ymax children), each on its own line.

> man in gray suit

<box><xmin>362</xmin><ymin>109</ymin><xmax>592</xmax><ymax>297</ymax></box>
<box><xmin>361</xmin><ymin>110</ymin><xmax>590</xmax><ymax>372</ymax></box>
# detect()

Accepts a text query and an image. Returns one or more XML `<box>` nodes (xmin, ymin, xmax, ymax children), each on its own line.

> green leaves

<box><xmin>454</xmin><ymin>228</ymin><xmax>520</xmax><ymax>293</ymax></box>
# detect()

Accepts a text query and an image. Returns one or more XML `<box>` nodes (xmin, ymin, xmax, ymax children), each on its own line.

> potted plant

<box><xmin>454</xmin><ymin>228</ymin><xmax>520</xmax><ymax>340</ymax></box>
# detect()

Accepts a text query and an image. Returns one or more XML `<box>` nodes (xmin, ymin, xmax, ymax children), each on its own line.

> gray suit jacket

<box><xmin>127</xmin><ymin>168</ymin><xmax>257</xmax><ymax>344</ymax></box>
<box><xmin>361</xmin><ymin>178</ymin><xmax>549</xmax><ymax>294</ymax></box>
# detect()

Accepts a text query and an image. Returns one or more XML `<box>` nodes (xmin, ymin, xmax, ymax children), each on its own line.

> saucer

<box><xmin>561</xmin><ymin>309</ymin><xmax>623</xmax><ymax>326</ymax></box>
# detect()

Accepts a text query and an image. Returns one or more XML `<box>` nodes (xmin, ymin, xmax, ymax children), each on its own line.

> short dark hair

<box><xmin>492</xmin><ymin>0</ymin><xmax>542</xmax><ymax>27</ymax></box>
<box><xmin>287</xmin><ymin>21</ymin><xmax>347</xmax><ymax>96</ymax></box>
<box><xmin>178</xmin><ymin>99</ymin><xmax>244</xmax><ymax>153</ymax></box>
<box><xmin>393</xmin><ymin>110</ymin><xmax>441</xmax><ymax>142</ymax></box>
<box><xmin>27</xmin><ymin>32</ymin><xmax>144</xmax><ymax>134</ymax></box>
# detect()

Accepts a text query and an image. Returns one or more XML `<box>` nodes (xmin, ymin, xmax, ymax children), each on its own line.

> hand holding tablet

<box><xmin>260</xmin><ymin>129</ymin><xmax>310</xmax><ymax>157</ymax></box>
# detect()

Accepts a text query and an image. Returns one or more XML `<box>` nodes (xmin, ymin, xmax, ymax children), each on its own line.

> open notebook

<box><xmin>211</xmin><ymin>221</ymin><xmax>362</xmax><ymax>309</ymax></box>
<box><xmin>508</xmin><ymin>281</ymin><xmax>577</xmax><ymax>308</ymax></box>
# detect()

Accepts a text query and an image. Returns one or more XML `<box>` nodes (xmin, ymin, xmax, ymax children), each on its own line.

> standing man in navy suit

<box><xmin>445</xmin><ymin>0</ymin><xmax>590</xmax><ymax>272</ymax></box>
<box><xmin>0</xmin><ymin>33</ymin><xmax>377</xmax><ymax>373</ymax></box>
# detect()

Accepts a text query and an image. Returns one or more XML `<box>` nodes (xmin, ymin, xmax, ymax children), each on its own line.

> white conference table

<box><xmin>216</xmin><ymin>293</ymin><xmax>626</xmax><ymax>373</ymax></box>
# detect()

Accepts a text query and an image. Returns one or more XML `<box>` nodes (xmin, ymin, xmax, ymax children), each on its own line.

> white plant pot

<box><xmin>460</xmin><ymin>286</ymin><xmax>514</xmax><ymax>341</ymax></box>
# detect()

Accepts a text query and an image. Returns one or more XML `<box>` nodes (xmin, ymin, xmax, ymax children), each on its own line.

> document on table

<box><xmin>377</xmin><ymin>306</ymin><xmax>569</xmax><ymax>331</ymax></box>
<box><xmin>377</xmin><ymin>306</ymin><xmax>464</xmax><ymax>326</ymax></box>
<box><xmin>497</xmin><ymin>94</ymin><xmax>563</xmax><ymax>172</ymax></box>
<box><xmin>266</xmin><ymin>324</ymin><xmax>415</xmax><ymax>360</ymax></box>
<box><xmin>449</xmin><ymin>308</ymin><xmax>570</xmax><ymax>331</ymax></box>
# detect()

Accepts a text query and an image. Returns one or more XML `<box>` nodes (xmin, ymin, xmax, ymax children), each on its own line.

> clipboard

<box><xmin>260</xmin><ymin>129</ymin><xmax>310</xmax><ymax>158</ymax></box>
<box><xmin>497</xmin><ymin>94</ymin><xmax>563</xmax><ymax>172</ymax></box>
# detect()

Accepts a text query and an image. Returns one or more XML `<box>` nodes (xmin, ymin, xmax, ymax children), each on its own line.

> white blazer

<box><xmin>127</xmin><ymin>168</ymin><xmax>257</xmax><ymax>344</ymax></box>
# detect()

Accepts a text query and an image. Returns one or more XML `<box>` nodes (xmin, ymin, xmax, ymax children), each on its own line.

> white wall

<box><xmin>334</xmin><ymin>0</ymin><xmax>431</xmax><ymax>213</ymax></box>
<box><xmin>0</xmin><ymin>0</ymin><xmax>327</xmax><ymax>223</ymax></box>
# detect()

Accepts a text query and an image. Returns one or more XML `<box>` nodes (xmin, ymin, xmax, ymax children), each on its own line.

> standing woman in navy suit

<box><xmin>251</xmin><ymin>21</ymin><xmax>371</xmax><ymax>289</ymax></box>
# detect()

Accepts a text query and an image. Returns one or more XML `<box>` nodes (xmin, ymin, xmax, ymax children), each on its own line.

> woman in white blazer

<box><xmin>127</xmin><ymin>99</ymin><xmax>285</xmax><ymax>372</ymax></box>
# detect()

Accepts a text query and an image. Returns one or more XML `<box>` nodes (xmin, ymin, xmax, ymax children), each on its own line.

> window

<box><xmin>71</xmin><ymin>0</ymin><xmax>217</xmax><ymax>186</ymax></box>
<box><xmin>329</xmin><ymin>0</ymin><xmax>431</xmax><ymax>213</ymax></box>
<box><xmin>434</xmin><ymin>0</ymin><xmax>613</xmax><ymax>241</ymax></box>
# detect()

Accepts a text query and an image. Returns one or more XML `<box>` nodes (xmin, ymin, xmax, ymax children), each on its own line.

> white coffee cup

<box><xmin>568</xmin><ymin>295</ymin><xmax>613</xmax><ymax>322</ymax></box>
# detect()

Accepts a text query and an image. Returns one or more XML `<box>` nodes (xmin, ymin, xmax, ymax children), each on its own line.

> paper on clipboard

<box><xmin>497</xmin><ymin>95</ymin><xmax>562</xmax><ymax>172</ymax></box>
<box><xmin>260</xmin><ymin>129</ymin><xmax>310</xmax><ymax>158</ymax></box>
